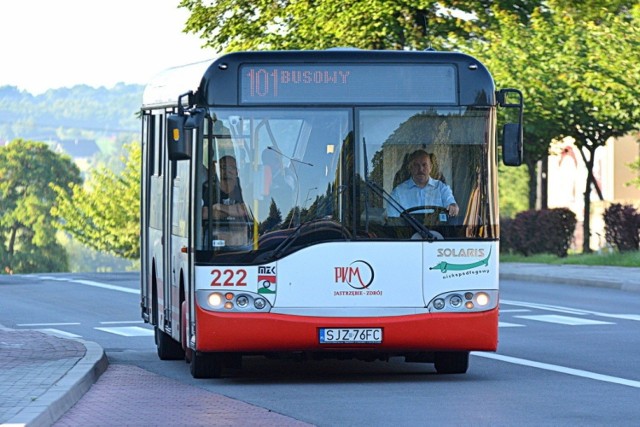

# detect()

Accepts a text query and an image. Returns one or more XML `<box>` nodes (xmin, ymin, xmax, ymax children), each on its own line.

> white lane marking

<box><xmin>502</xmin><ymin>299</ymin><xmax>640</xmax><ymax>322</ymax></box>
<box><xmin>515</xmin><ymin>314</ymin><xmax>615</xmax><ymax>326</ymax></box>
<box><xmin>37</xmin><ymin>328</ymin><xmax>82</xmax><ymax>339</ymax></box>
<box><xmin>474</xmin><ymin>352</ymin><xmax>640</xmax><ymax>389</ymax></box>
<box><xmin>37</xmin><ymin>276</ymin><xmax>138</xmax><ymax>294</ymax></box>
<box><xmin>95</xmin><ymin>326</ymin><xmax>154</xmax><ymax>337</ymax></box>
<box><xmin>499</xmin><ymin>321</ymin><xmax>525</xmax><ymax>328</ymax></box>
<box><xmin>500</xmin><ymin>309</ymin><xmax>531</xmax><ymax>313</ymax></box>
<box><xmin>70</xmin><ymin>279</ymin><xmax>139</xmax><ymax>294</ymax></box>
<box><xmin>99</xmin><ymin>320</ymin><xmax>144</xmax><ymax>324</ymax></box>
<box><xmin>501</xmin><ymin>300</ymin><xmax>589</xmax><ymax>315</ymax></box>
<box><xmin>17</xmin><ymin>322</ymin><xmax>81</xmax><ymax>326</ymax></box>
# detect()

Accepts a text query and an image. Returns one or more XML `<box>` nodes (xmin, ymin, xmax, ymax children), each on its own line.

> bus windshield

<box><xmin>195</xmin><ymin>107</ymin><xmax>496</xmax><ymax>261</ymax></box>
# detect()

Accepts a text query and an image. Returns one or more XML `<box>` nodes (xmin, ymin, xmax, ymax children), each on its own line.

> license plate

<box><xmin>319</xmin><ymin>328</ymin><xmax>382</xmax><ymax>344</ymax></box>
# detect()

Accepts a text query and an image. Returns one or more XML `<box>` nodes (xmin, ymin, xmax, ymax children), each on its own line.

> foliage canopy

<box><xmin>51</xmin><ymin>142</ymin><xmax>141</xmax><ymax>259</ymax></box>
<box><xmin>0</xmin><ymin>140</ymin><xmax>81</xmax><ymax>273</ymax></box>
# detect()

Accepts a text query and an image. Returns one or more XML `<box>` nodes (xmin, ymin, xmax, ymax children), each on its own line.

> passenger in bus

<box><xmin>261</xmin><ymin>148</ymin><xmax>295</xmax><ymax>203</ymax></box>
<box><xmin>202</xmin><ymin>155</ymin><xmax>248</xmax><ymax>220</ymax></box>
<box><xmin>387</xmin><ymin>149</ymin><xmax>459</xmax><ymax>218</ymax></box>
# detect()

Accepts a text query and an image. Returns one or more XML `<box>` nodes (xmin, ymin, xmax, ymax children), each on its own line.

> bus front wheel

<box><xmin>190</xmin><ymin>351</ymin><xmax>223</xmax><ymax>379</ymax></box>
<box><xmin>434</xmin><ymin>351</ymin><xmax>469</xmax><ymax>374</ymax></box>
<box><xmin>155</xmin><ymin>327</ymin><xmax>185</xmax><ymax>360</ymax></box>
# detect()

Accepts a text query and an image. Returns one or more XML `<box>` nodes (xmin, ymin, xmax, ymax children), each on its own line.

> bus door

<box><xmin>166</xmin><ymin>157</ymin><xmax>191</xmax><ymax>336</ymax></box>
<box><xmin>140</xmin><ymin>113</ymin><xmax>151</xmax><ymax>322</ymax></box>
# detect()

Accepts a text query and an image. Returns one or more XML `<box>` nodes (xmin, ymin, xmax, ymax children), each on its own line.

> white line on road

<box><xmin>474</xmin><ymin>352</ymin><xmax>640</xmax><ymax>389</ymax></box>
<box><xmin>515</xmin><ymin>314</ymin><xmax>614</xmax><ymax>326</ymax></box>
<box><xmin>501</xmin><ymin>299</ymin><xmax>640</xmax><ymax>322</ymax></box>
<box><xmin>95</xmin><ymin>326</ymin><xmax>154</xmax><ymax>337</ymax></box>
<box><xmin>17</xmin><ymin>322</ymin><xmax>81</xmax><ymax>326</ymax></box>
<box><xmin>69</xmin><ymin>279</ymin><xmax>139</xmax><ymax>294</ymax></box>
<box><xmin>499</xmin><ymin>321</ymin><xmax>525</xmax><ymax>327</ymax></box>
<box><xmin>37</xmin><ymin>276</ymin><xmax>138</xmax><ymax>294</ymax></box>
<box><xmin>99</xmin><ymin>320</ymin><xmax>144</xmax><ymax>324</ymax></box>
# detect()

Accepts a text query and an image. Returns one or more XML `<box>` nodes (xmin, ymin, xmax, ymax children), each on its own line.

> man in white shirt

<box><xmin>387</xmin><ymin>149</ymin><xmax>459</xmax><ymax>218</ymax></box>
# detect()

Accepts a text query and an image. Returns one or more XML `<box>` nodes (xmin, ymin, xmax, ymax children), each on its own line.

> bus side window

<box><xmin>154</xmin><ymin>114</ymin><xmax>163</xmax><ymax>176</ymax></box>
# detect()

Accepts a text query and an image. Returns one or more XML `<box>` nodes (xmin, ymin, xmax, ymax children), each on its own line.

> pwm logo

<box><xmin>334</xmin><ymin>260</ymin><xmax>375</xmax><ymax>289</ymax></box>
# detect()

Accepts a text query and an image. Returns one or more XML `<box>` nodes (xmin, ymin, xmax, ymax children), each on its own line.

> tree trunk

<box><xmin>526</xmin><ymin>158</ymin><xmax>538</xmax><ymax>210</ymax></box>
<box><xmin>582</xmin><ymin>179</ymin><xmax>592</xmax><ymax>253</ymax></box>
<box><xmin>7</xmin><ymin>223</ymin><xmax>17</xmax><ymax>257</ymax></box>
<box><xmin>580</xmin><ymin>145</ymin><xmax>597</xmax><ymax>254</ymax></box>
<box><xmin>540</xmin><ymin>155</ymin><xmax>548</xmax><ymax>210</ymax></box>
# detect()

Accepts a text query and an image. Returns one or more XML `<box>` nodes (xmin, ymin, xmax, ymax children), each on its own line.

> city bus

<box><xmin>140</xmin><ymin>49</ymin><xmax>523</xmax><ymax>378</ymax></box>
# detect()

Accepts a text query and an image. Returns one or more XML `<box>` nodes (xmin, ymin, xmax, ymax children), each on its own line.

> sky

<box><xmin>0</xmin><ymin>0</ymin><xmax>214</xmax><ymax>95</ymax></box>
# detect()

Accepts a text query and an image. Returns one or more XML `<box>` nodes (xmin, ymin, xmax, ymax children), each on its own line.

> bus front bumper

<box><xmin>194</xmin><ymin>304</ymin><xmax>498</xmax><ymax>353</ymax></box>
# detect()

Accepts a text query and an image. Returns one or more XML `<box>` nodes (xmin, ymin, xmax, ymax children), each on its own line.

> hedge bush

<box><xmin>500</xmin><ymin>208</ymin><xmax>577</xmax><ymax>257</ymax></box>
<box><xmin>604</xmin><ymin>203</ymin><xmax>640</xmax><ymax>252</ymax></box>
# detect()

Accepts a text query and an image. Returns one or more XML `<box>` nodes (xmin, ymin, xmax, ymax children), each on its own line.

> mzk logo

<box><xmin>258</xmin><ymin>265</ymin><xmax>276</xmax><ymax>294</ymax></box>
<box><xmin>429</xmin><ymin>247</ymin><xmax>492</xmax><ymax>274</ymax></box>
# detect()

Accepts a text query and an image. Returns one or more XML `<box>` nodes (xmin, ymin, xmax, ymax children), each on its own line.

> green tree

<box><xmin>468</xmin><ymin>2</ymin><xmax>640</xmax><ymax>251</ymax></box>
<box><xmin>465</xmin><ymin>7</ymin><xmax>566</xmax><ymax>211</ymax></box>
<box><xmin>0</xmin><ymin>140</ymin><xmax>81</xmax><ymax>273</ymax></box>
<box><xmin>629</xmin><ymin>156</ymin><xmax>640</xmax><ymax>189</ymax></box>
<box><xmin>259</xmin><ymin>198</ymin><xmax>283</xmax><ymax>233</ymax></box>
<box><xmin>51</xmin><ymin>142</ymin><xmax>141</xmax><ymax>259</ymax></box>
<box><xmin>498</xmin><ymin>162</ymin><xmax>529</xmax><ymax>219</ymax></box>
<box><xmin>179</xmin><ymin>0</ymin><xmax>543</xmax><ymax>52</ymax></box>
<box><xmin>548</xmin><ymin>3</ymin><xmax>640</xmax><ymax>252</ymax></box>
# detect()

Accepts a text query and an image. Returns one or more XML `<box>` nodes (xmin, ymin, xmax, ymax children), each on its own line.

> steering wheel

<box><xmin>401</xmin><ymin>205</ymin><xmax>450</xmax><ymax>225</ymax></box>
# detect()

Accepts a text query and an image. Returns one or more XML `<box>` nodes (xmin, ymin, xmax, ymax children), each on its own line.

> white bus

<box><xmin>140</xmin><ymin>49</ymin><xmax>523</xmax><ymax>378</ymax></box>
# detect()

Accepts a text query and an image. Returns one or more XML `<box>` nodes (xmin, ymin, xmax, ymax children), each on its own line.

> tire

<box><xmin>434</xmin><ymin>351</ymin><xmax>469</xmax><ymax>374</ymax></box>
<box><xmin>190</xmin><ymin>351</ymin><xmax>224</xmax><ymax>379</ymax></box>
<box><xmin>181</xmin><ymin>301</ymin><xmax>193</xmax><ymax>363</ymax></box>
<box><xmin>155</xmin><ymin>327</ymin><xmax>185</xmax><ymax>360</ymax></box>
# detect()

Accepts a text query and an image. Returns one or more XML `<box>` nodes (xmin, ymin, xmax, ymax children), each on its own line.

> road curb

<box><xmin>499</xmin><ymin>263</ymin><xmax>640</xmax><ymax>293</ymax></box>
<box><xmin>5</xmin><ymin>335</ymin><xmax>109</xmax><ymax>427</ymax></box>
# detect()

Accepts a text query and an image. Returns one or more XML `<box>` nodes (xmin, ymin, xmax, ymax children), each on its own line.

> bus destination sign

<box><xmin>240</xmin><ymin>64</ymin><xmax>457</xmax><ymax>104</ymax></box>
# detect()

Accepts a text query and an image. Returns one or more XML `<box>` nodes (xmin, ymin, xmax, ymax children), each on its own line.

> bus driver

<box><xmin>386</xmin><ymin>149</ymin><xmax>459</xmax><ymax>218</ymax></box>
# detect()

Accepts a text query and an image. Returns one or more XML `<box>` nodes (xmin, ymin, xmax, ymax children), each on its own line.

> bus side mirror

<box><xmin>497</xmin><ymin>88</ymin><xmax>524</xmax><ymax>167</ymax></box>
<box><xmin>167</xmin><ymin>114</ymin><xmax>190</xmax><ymax>160</ymax></box>
<box><xmin>167</xmin><ymin>109</ymin><xmax>205</xmax><ymax>161</ymax></box>
<box><xmin>502</xmin><ymin>123</ymin><xmax>523</xmax><ymax>166</ymax></box>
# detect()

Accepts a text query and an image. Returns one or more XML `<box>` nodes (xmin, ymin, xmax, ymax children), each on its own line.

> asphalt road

<box><xmin>1</xmin><ymin>271</ymin><xmax>639</xmax><ymax>426</ymax></box>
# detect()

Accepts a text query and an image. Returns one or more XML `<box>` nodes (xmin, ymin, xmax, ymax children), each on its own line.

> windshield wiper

<box><xmin>364</xmin><ymin>179</ymin><xmax>437</xmax><ymax>240</ymax></box>
<box><xmin>256</xmin><ymin>217</ymin><xmax>347</xmax><ymax>262</ymax></box>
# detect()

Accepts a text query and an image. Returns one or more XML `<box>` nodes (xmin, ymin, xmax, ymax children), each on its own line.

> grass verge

<box><xmin>500</xmin><ymin>250</ymin><xmax>640</xmax><ymax>267</ymax></box>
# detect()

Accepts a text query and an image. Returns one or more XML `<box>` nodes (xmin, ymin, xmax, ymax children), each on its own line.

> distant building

<box><xmin>54</xmin><ymin>138</ymin><xmax>100</xmax><ymax>158</ymax></box>
<box><xmin>546</xmin><ymin>133</ymin><xmax>640</xmax><ymax>251</ymax></box>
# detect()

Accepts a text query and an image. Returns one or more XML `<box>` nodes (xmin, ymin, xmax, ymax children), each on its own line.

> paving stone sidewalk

<box><xmin>0</xmin><ymin>326</ymin><xmax>107</xmax><ymax>427</ymax></box>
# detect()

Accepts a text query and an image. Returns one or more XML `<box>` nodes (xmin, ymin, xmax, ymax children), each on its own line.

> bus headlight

<box><xmin>475</xmin><ymin>292</ymin><xmax>490</xmax><ymax>307</ymax></box>
<box><xmin>208</xmin><ymin>293</ymin><xmax>224</xmax><ymax>308</ymax></box>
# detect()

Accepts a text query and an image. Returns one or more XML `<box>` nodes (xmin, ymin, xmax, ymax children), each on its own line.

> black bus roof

<box><xmin>142</xmin><ymin>49</ymin><xmax>496</xmax><ymax>109</ymax></box>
